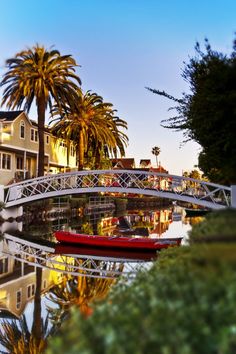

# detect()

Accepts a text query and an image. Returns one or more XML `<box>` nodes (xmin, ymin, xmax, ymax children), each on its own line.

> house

<box><xmin>139</xmin><ymin>159</ymin><xmax>151</xmax><ymax>169</ymax></box>
<box><xmin>0</xmin><ymin>111</ymin><xmax>77</xmax><ymax>185</ymax></box>
<box><xmin>110</xmin><ymin>158</ymin><xmax>136</xmax><ymax>169</ymax></box>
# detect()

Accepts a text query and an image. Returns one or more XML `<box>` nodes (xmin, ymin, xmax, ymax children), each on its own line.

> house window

<box><xmin>27</xmin><ymin>284</ymin><xmax>36</xmax><ymax>298</ymax></box>
<box><xmin>0</xmin><ymin>153</ymin><xmax>11</xmax><ymax>170</ymax></box>
<box><xmin>16</xmin><ymin>157</ymin><xmax>24</xmax><ymax>170</ymax></box>
<box><xmin>60</xmin><ymin>141</ymin><xmax>66</xmax><ymax>148</ymax></box>
<box><xmin>70</xmin><ymin>145</ymin><xmax>76</xmax><ymax>157</ymax></box>
<box><xmin>32</xmin><ymin>284</ymin><xmax>35</xmax><ymax>296</ymax></box>
<box><xmin>20</xmin><ymin>121</ymin><xmax>25</xmax><ymax>139</ymax></box>
<box><xmin>27</xmin><ymin>285</ymin><xmax>31</xmax><ymax>298</ymax></box>
<box><xmin>16</xmin><ymin>290</ymin><xmax>22</xmax><ymax>309</ymax></box>
<box><xmin>46</xmin><ymin>135</ymin><xmax>50</xmax><ymax>144</ymax></box>
<box><xmin>30</xmin><ymin>129</ymin><xmax>38</xmax><ymax>142</ymax></box>
<box><xmin>0</xmin><ymin>258</ymin><xmax>8</xmax><ymax>275</ymax></box>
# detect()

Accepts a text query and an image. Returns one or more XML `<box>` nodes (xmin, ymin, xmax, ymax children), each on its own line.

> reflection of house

<box><xmin>150</xmin><ymin>209</ymin><xmax>172</xmax><ymax>236</ymax></box>
<box><xmin>0</xmin><ymin>240</ymin><xmax>61</xmax><ymax>318</ymax></box>
<box><xmin>0</xmin><ymin>111</ymin><xmax>77</xmax><ymax>185</ymax></box>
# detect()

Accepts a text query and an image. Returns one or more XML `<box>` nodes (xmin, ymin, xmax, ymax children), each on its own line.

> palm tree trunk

<box><xmin>37</xmin><ymin>96</ymin><xmax>46</xmax><ymax>177</ymax></box>
<box><xmin>95</xmin><ymin>144</ymin><xmax>101</xmax><ymax>169</ymax></box>
<box><xmin>78</xmin><ymin>129</ymin><xmax>84</xmax><ymax>170</ymax></box>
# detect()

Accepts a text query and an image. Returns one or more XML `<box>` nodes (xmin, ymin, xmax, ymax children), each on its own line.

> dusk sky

<box><xmin>0</xmin><ymin>0</ymin><xmax>235</xmax><ymax>175</ymax></box>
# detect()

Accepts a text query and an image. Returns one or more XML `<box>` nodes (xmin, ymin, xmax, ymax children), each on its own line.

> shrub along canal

<box><xmin>0</xmin><ymin>204</ymin><xmax>199</xmax><ymax>352</ymax></box>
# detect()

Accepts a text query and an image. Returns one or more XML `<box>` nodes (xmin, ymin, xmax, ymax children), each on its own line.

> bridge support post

<box><xmin>231</xmin><ymin>185</ymin><xmax>236</xmax><ymax>208</ymax></box>
<box><xmin>0</xmin><ymin>184</ymin><xmax>23</xmax><ymax>222</ymax></box>
<box><xmin>0</xmin><ymin>185</ymin><xmax>4</xmax><ymax>205</ymax></box>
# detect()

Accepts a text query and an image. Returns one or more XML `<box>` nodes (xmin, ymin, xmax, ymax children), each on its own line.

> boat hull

<box><xmin>54</xmin><ymin>244</ymin><xmax>159</xmax><ymax>261</ymax></box>
<box><xmin>54</xmin><ymin>231</ymin><xmax>182</xmax><ymax>251</ymax></box>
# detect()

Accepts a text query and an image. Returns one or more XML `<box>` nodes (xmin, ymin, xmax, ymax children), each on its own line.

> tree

<box><xmin>146</xmin><ymin>37</ymin><xmax>236</xmax><ymax>185</ymax></box>
<box><xmin>51</xmin><ymin>91</ymin><xmax>128</xmax><ymax>170</ymax></box>
<box><xmin>151</xmin><ymin>146</ymin><xmax>161</xmax><ymax>168</ymax></box>
<box><xmin>1</xmin><ymin>44</ymin><xmax>81</xmax><ymax>176</ymax></box>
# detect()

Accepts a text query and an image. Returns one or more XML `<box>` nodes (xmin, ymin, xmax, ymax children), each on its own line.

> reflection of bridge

<box><xmin>3</xmin><ymin>234</ymin><xmax>152</xmax><ymax>280</ymax></box>
<box><xmin>1</xmin><ymin>170</ymin><xmax>233</xmax><ymax>209</ymax></box>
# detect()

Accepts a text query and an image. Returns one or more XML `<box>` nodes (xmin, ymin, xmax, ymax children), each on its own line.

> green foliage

<box><xmin>47</xmin><ymin>245</ymin><xmax>236</xmax><ymax>354</ymax></box>
<box><xmin>189</xmin><ymin>208</ymin><xmax>236</xmax><ymax>243</ymax></box>
<box><xmin>147</xmin><ymin>36</ymin><xmax>236</xmax><ymax>184</ymax></box>
<box><xmin>50</xmin><ymin>90</ymin><xmax>128</xmax><ymax>170</ymax></box>
<box><xmin>1</xmin><ymin>44</ymin><xmax>81</xmax><ymax>176</ymax></box>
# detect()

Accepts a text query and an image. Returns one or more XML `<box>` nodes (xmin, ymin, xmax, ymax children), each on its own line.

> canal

<box><xmin>0</xmin><ymin>203</ymin><xmax>200</xmax><ymax>352</ymax></box>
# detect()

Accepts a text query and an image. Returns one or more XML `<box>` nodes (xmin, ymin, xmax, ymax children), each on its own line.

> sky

<box><xmin>0</xmin><ymin>0</ymin><xmax>235</xmax><ymax>175</ymax></box>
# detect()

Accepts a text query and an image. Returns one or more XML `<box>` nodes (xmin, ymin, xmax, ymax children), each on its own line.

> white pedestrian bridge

<box><xmin>0</xmin><ymin>169</ymin><xmax>233</xmax><ymax>210</ymax></box>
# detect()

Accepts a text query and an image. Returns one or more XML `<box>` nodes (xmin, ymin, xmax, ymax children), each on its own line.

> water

<box><xmin>0</xmin><ymin>205</ymin><xmax>197</xmax><ymax>352</ymax></box>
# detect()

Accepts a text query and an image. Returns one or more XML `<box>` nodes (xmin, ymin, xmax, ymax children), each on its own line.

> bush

<box><xmin>47</xmin><ymin>245</ymin><xmax>236</xmax><ymax>354</ymax></box>
<box><xmin>189</xmin><ymin>208</ymin><xmax>236</xmax><ymax>243</ymax></box>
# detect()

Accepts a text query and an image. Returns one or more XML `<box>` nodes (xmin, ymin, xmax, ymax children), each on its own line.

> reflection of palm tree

<box><xmin>0</xmin><ymin>314</ymin><xmax>53</xmax><ymax>354</ymax></box>
<box><xmin>0</xmin><ymin>313</ymin><xmax>55</xmax><ymax>354</ymax></box>
<box><xmin>48</xmin><ymin>260</ymin><xmax>123</xmax><ymax>321</ymax></box>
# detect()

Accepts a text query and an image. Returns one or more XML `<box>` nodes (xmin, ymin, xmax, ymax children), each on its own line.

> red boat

<box><xmin>54</xmin><ymin>230</ymin><xmax>182</xmax><ymax>251</ymax></box>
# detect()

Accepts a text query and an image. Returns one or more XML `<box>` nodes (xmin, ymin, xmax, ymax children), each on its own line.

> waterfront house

<box><xmin>0</xmin><ymin>111</ymin><xmax>77</xmax><ymax>185</ymax></box>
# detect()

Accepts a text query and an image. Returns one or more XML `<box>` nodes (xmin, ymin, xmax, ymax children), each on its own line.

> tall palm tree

<box><xmin>50</xmin><ymin>91</ymin><xmax>128</xmax><ymax>170</ymax></box>
<box><xmin>1</xmin><ymin>44</ymin><xmax>81</xmax><ymax>176</ymax></box>
<box><xmin>152</xmin><ymin>146</ymin><xmax>161</xmax><ymax>168</ymax></box>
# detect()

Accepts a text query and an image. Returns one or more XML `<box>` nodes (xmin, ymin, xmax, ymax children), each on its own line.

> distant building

<box><xmin>139</xmin><ymin>159</ymin><xmax>151</xmax><ymax>169</ymax></box>
<box><xmin>110</xmin><ymin>158</ymin><xmax>136</xmax><ymax>169</ymax></box>
<box><xmin>150</xmin><ymin>165</ymin><xmax>168</xmax><ymax>174</ymax></box>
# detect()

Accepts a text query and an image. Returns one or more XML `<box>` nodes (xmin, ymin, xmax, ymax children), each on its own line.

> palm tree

<box><xmin>50</xmin><ymin>91</ymin><xmax>128</xmax><ymax>170</ymax></box>
<box><xmin>1</xmin><ymin>44</ymin><xmax>81</xmax><ymax>176</ymax></box>
<box><xmin>89</xmin><ymin>113</ymin><xmax>128</xmax><ymax>169</ymax></box>
<box><xmin>152</xmin><ymin>146</ymin><xmax>161</xmax><ymax>168</ymax></box>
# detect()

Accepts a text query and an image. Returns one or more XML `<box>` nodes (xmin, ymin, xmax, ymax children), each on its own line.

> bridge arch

<box><xmin>1</xmin><ymin>169</ymin><xmax>231</xmax><ymax>209</ymax></box>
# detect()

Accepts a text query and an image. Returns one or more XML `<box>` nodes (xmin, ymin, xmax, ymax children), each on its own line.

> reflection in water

<box><xmin>0</xmin><ymin>205</ymin><xmax>194</xmax><ymax>352</ymax></box>
<box><xmin>0</xmin><ymin>232</ymin><xmax>155</xmax><ymax>353</ymax></box>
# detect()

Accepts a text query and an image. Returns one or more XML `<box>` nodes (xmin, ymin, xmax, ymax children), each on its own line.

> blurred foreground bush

<box><xmin>47</xmin><ymin>244</ymin><xmax>236</xmax><ymax>354</ymax></box>
<box><xmin>189</xmin><ymin>208</ymin><xmax>236</xmax><ymax>243</ymax></box>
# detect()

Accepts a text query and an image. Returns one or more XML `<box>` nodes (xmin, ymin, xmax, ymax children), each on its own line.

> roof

<box><xmin>150</xmin><ymin>166</ymin><xmax>168</xmax><ymax>174</ymax></box>
<box><xmin>0</xmin><ymin>111</ymin><xmax>24</xmax><ymax>122</ymax></box>
<box><xmin>110</xmin><ymin>158</ymin><xmax>135</xmax><ymax>169</ymax></box>
<box><xmin>140</xmin><ymin>159</ymin><xmax>151</xmax><ymax>167</ymax></box>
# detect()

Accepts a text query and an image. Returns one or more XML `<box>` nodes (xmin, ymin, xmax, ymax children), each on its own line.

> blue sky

<box><xmin>0</xmin><ymin>0</ymin><xmax>235</xmax><ymax>174</ymax></box>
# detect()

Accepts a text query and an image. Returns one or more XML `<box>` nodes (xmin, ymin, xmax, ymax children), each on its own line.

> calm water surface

<box><xmin>0</xmin><ymin>205</ymin><xmax>199</xmax><ymax>352</ymax></box>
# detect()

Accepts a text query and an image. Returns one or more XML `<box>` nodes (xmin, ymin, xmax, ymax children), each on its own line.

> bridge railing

<box><xmin>3</xmin><ymin>234</ymin><xmax>150</xmax><ymax>279</ymax></box>
<box><xmin>2</xmin><ymin>170</ymin><xmax>231</xmax><ymax>209</ymax></box>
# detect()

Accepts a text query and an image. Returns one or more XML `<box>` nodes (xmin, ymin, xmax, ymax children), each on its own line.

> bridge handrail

<box><xmin>2</xmin><ymin>169</ymin><xmax>231</xmax><ymax>209</ymax></box>
<box><xmin>3</xmin><ymin>169</ymin><xmax>231</xmax><ymax>191</ymax></box>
